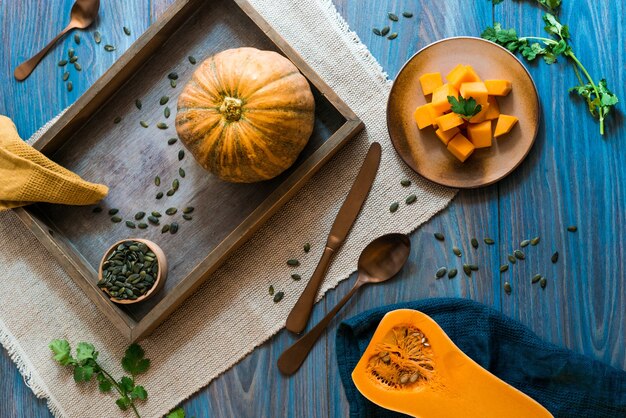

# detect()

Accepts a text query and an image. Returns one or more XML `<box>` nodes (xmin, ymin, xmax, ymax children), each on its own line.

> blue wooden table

<box><xmin>1</xmin><ymin>0</ymin><xmax>624</xmax><ymax>416</ymax></box>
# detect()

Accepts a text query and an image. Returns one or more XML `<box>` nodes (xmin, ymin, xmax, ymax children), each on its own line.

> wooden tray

<box><xmin>14</xmin><ymin>0</ymin><xmax>363</xmax><ymax>342</ymax></box>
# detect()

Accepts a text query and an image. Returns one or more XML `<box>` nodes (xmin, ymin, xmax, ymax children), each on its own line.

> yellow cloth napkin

<box><xmin>0</xmin><ymin>115</ymin><xmax>108</xmax><ymax>210</ymax></box>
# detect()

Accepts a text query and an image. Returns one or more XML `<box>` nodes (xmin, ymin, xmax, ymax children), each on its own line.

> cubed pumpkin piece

<box><xmin>419</xmin><ymin>72</ymin><xmax>444</xmax><ymax>96</ymax></box>
<box><xmin>447</xmin><ymin>133</ymin><xmax>475</xmax><ymax>162</ymax></box>
<box><xmin>494</xmin><ymin>114</ymin><xmax>519</xmax><ymax>138</ymax></box>
<box><xmin>413</xmin><ymin>104</ymin><xmax>436</xmax><ymax>130</ymax></box>
<box><xmin>485</xmin><ymin>96</ymin><xmax>501</xmax><ymax>120</ymax></box>
<box><xmin>431</xmin><ymin>83</ymin><xmax>459</xmax><ymax>113</ymax></box>
<box><xmin>435</xmin><ymin>113</ymin><xmax>464</xmax><ymax>132</ymax></box>
<box><xmin>446</xmin><ymin>64</ymin><xmax>480</xmax><ymax>89</ymax></box>
<box><xmin>484</xmin><ymin>79</ymin><xmax>512</xmax><ymax>96</ymax></box>
<box><xmin>459</xmin><ymin>82</ymin><xmax>489</xmax><ymax>106</ymax></box>
<box><xmin>435</xmin><ymin>126</ymin><xmax>460</xmax><ymax>146</ymax></box>
<box><xmin>467</xmin><ymin>120</ymin><xmax>493</xmax><ymax>148</ymax></box>
<box><xmin>469</xmin><ymin>103</ymin><xmax>490</xmax><ymax>124</ymax></box>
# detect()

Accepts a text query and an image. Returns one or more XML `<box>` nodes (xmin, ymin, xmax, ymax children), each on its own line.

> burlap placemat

<box><xmin>0</xmin><ymin>0</ymin><xmax>456</xmax><ymax>416</ymax></box>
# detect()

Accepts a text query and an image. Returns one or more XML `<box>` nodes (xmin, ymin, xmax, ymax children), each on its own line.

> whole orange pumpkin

<box><xmin>175</xmin><ymin>47</ymin><xmax>315</xmax><ymax>183</ymax></box>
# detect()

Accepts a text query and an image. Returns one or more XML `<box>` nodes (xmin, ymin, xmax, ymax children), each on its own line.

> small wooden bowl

<box><xmin>387</xmin><ymin>37</ymin><xmax>540</xmax><ymax>188</ymax></box>
<box><xmin>98</xmin><ymin>238</ymin><xmax>168</xmax><ymax>304</ymax></box>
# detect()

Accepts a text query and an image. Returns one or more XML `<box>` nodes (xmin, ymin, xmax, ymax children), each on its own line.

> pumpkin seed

<box><xmin>484</xmin><ymin>238</ymin><xmax>495</xmax><ymax>245</ymax></box>
<box><xmin>291</xmin><ymin>274</ymin><xmax>301</xmax><ymax>281</ymax></box>
<box><xmin>166</xmin><ymin>189</ymin><xmax>175</xmax><ymax>197</ymax></box>
<box><xmin>178</xmin><ymin>150</ymin><xmax>185</xmax><ymax>160</ymax></box>
<box><xmin>170</xmin><ymin>222</ymin><xmax>179</xmax><ymax>234</ymax></box>
<box><xmin>67</xmin><ymin>81</ymin><xmax>73</xmax><ymax>92</ymax></box>
<box><xmin>168</xmin><ymin>137</ymin><xmax>178</xmax><ymax>145</ymax></box>
<box><xmin>540</xmin><ymin>278</ymin><xmax>547</xmax><ymax>289</ymax></box>
<box><xmin>389</xmin><ymin>202</ymin><xmax>399</xmax><ymax>213</ymax></box>
<box><xmin>508</xmin><ymin>254</ymin><xmax>516</xmax><ymax>264</ymax></box>
<box><xmin>402</xmin><ymin>11</ymin><xmax>413</xmax><ymax>18</ymax></box>
<box><xmin>463</xmin><ymin>264</ymin><xmax>471</xmax><ymax>276</ymax></box>
<box><xmin>287</xmin><ymin>259</ymin><xmax>300</xmax><ymax>267</ymax></box>
<box><xmin>304</xmin><ymin>243</ymin><xmax>311</xmax><ymax>253</ymax></box>
<box><xmin>567</xmin><ymin>226</ymin><xmax>577</xmax><ymax>232</ymax></box>
<box><xmin>168</xmin><ymin>72</ymin><xmax>178</xmax><ymax>80</ymax></box>
<box><xmin>381</xmin><ymin>26</ymin><xmax>390</xmax><ymax>36</ymax></box>
<box><xmin>108</xmin><ymin>208</ymin><xmax>119</xmax><ymax>215</ymax></box>
<box><xmin>148</xmin><ymin>216</ymin><xmax>159</xmax><ymax>225</ymax></box>
<box><xmin>160</xmin><ymin>96</ymin><xmax>169</xmax><ymax>105</ymax></box>
<box><xmin>269</xmin><ymin>285</ymin><xmax>274</xmax><ymax>296</ymax></box>
<box><xmin>453</xmin><ymin>247</ymin><xmax>462</xmax><ymax>257</ymax></box>
<box><xmin>448</xmin><ymin>268</ymin><xmax>457</xmax><ymax>279</ymax></box>
<box><xmin>387</xmin><ymin>33</ymin><xmax>398</xmax><ymax>40</ymax></box>
<box><xmin>400</xmin><ymin>374</ymin><xmax>409</xmax><ymax>384</ymax></box>
<box><xmin>125</xmin><ymin>221</ymin><xmax>136</xmax><ymax>229</ymax></box>
<box><xmin>161</xmin><ymin>224</ymin><xmax>170</xmax><ymax>233</ymax></box>
<box><xmin>138</xmin><ymin>223</ymin><xmax>148</xmax><ymax>229</ymax></box>
<box><xmin>499</xmin><ymin>264</ymin><xmax>509</xmax><ymax>272</ymax></box>
<box><xmin>135</xmin><ymin>99</ymin><xmax>142</xmax><ymax>109</ymax></box>
<box><xmin>182</xmin><ymin>214</ymin><xmax>193</xmax><ymax>221</ymax></box>
<box><xmin>74</xmin><ymin>62</ymin><xmax>82</xmax><ymax>71</ymax></box>
<box><xmin>504</xmin><ymin>282</ymin><xmax>512</xmax><ymax>295</ymax></box>
<box><xmin>154</xmin><ymin>176</ymin><xmax>161</xmax><ymax>186</ymax></box>
<box><xmin>134</xmin><ymin>212</ymin><xmax>145</xmax><ymax>220</ymax></box>
<box><xmin>372</xmin><ymin>28</ymin><xmax>382</xmax><ymax>36</ymax></box>
<box><xmin>111</xmin><ymin>216</ymin><xmax>122</xmax><ymax>223</ymax></box>
<box><xmin>170</xmin><ymin>79</ymin><xmax>177</xmax><ymax>88</ymax></box>
<box><xmin>156</xmin><ymin>192</ymin><xmax>163</xmax><ymax>199</ymax></box>
<box><xmin>188</xmin><ymin>55</ymin><xmax>197</xmax><ymax>64</ymax></box>
<box><xmin>469</xmin><ymin>264</ymin><xmax>479</xmax><ymax>271</ymax></box>
<box><xmin>74</xmin><ymin>34</ymin><xmax>80</xmax><ymax>44</ymax></box>
<box><xmin>273</xmin><ymin>291</ymin><xmax>284</xmax><ymax>303</ymax></box>
<box><xmin>62</xmin><ymin>72</ymin><xmax>70</xmax><ymax>81</ymax></box>
<box><xmin>388</xmin><ymin>12</ymin><xmax>399</xmax><ymax>21</ymax></box>
<box><xmin>151</xmin><ymin>211</ymin><xmax>162</xmax><ymax>217</ymax></box>
<box><xmin>532</xmin><ymin>274</ymin><xmax>542</xmax><ymax>284</ymax></box>
<box><xmin>58</xmin><ymin>59</ymin><xmax>68</xmax><ymax>66</ymax></box>
<box><xmin>179</xmin><ymin>167</ymin><xmax>185</xmax><ymax>178</ymax></box>
<box><xmin>183</xmin><ymin>207</ymin><xmax>194</xmax><ymax>214</ymax></box>
<box><xmin>92</xmin><ymin>206</ymin><xmax>103</xmax><ymax>213</ymax></box>
<box><xmin>123</xmin><ymin>26</ymin><xmax>131</xmax><ymax>36</ymax></box>
<box><xmin>104</xmin><ymin>45</ymin><xmax>115</xmax><ymax>52</ymax></box>
<box><xmin>435</xmin><ymin>267</ymin><xmax>447</xmax><ymax>278</ymax></box>
<box><xmin>94</xmin><ymin>31</ymin><xmax>101</xmax><ymax>44</ymax></box>
<box><xmin>471</xmin><ymin>238</ymin><xmax>478</xmax><ymax>248</ymax></box>
<box><xmin>520</xmin><ymin>240</ymin><xmax>530</xmax><ymax>248</ymax></box>
<box><xmin>67</xmin><ymin>48</ymin><xmax>75</xmax><ymax>58</ymax></box>
<box><xmin>551</xmin><ymin>251</ymin><xmax>559</xmax><ymax>263</ymax></box>
<box><xmin>113</xmin><ymin>116</ymin><xmax>121</xmax><ymax>124</ymax></box>
<box><xmin>434</xmin><ymin>233</ymin><xmax>445</xmax><ymax>241</ymax></box>
<box><xmin>164</xmin><ymin>107</ymin><xmax>171</xmax><ymax>118</ymax></box>
<box><xmin>405</xmin><ymin>194</ymin><xmax>417</xmax><ymax>204</ymax></box>
<box><xmin>172</xmin><ymin>179</ymin><xmax>179</xmax><ymax>191</ymax></box>
<box><xmin>69</xmin><ymin>55</ymin><xmax>78</xmax><ymax>63</ymax></box>
<box><xmin>140</xmin><ymin>120</ymin><xmax>148</xmax><ymax>128</ymax></box>
<box><xmin>530</xmin><ymin>236</ymin><xmax>540</xmax><ymax>246</ymax></box>
<box><xmin>400</xmin><ymin>179</ymin><xmax>411</xmax><ymax>187</ymax></box>
<box><xmin>514</xmin><ymin>250</ymin><xmax>525</xmax><ymax>260</ymax></box>
<box><xmin>157</xmin><ymin>122</ymin><xmax>168</xmax><ymax>130</ymax></box>
<box><xmin>166</xmin><ymin>207</ymin><xmax>177</xmax><ymax>216</ymax></box>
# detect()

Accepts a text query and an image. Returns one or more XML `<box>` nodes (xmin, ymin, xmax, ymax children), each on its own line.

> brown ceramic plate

<box><xmin>387</xmin><ymin>37</ymin><xmax>540</xmax><ymax>188</ymax></box>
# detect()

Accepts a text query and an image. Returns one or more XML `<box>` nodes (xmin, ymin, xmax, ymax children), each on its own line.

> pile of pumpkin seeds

<box><xmin>267</xmin><ymin>242</ymin><xmax>315</xmax><ymax>303</ymax></box>
<box><xmin>389</xmin><ymin>179</ymin><xmax>417</xmax><ymax>213</ymax></box>
<box><xmin>372</xmin><ymin>11</ymin><xmax>413</xmax><ymax>41</ymax></box>
<box><xmin>98</xmin><ymin>241</ymin><xmax>158</xmax><ymax>300</ymax></box>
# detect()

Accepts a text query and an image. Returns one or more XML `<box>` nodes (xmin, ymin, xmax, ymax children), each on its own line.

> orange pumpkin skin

<box><xmin>175</xmin><ymin>47</ymin><xmax>315</xmax><ymax>183</ymax></box>
<box><xmin>351</xmin><ymin>309</ymin><xmax>553</xmax><ymax>418</ymax></box>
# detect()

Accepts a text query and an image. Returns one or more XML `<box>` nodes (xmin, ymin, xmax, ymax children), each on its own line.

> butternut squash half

<box><xmin>351</xmin><ymin>309</ymin><xmax>553</xmax><ymax>418</ymax></box>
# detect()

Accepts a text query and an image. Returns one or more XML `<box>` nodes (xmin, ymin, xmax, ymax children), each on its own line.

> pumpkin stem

<box><xmin>220</xmin><ymin>97</ymin><xmax>243</xmax><ymax>122</ymax></box>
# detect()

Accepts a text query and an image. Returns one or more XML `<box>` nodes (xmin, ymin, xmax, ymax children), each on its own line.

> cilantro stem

<box><xmin>565</xmin><ymin>50</ymin><xmax>604</xmax><ymax>134</ymax></box>
<box><xmin>520</xmin><ymin>36</ymin><xmax>557</xmax><ymax>44</ymax></box>
<box><xmin>100</xmin><ymin>369</ymin><xmax>141</xmax><ymax>418</ymax></box>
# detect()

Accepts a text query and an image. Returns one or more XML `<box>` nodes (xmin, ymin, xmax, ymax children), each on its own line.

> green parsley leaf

<box><xmin>543</xmin><ymin>13</ymin><xmax>569</xmax><ymax>39</ymax></box>
<box><xmin>73</xmin><ymin>365</ymin><xmax>94</xmax><ymax>382</ymax></box>
<box><xmin>130</xmin><ymin>385</ymin><xmax>148</xmax><ymax>401</ymax></box>
<box><xmin>448</xmin><ymin>95</ymin><xmax>482</xmax><ymax>119</ymax></box>
<box><xmin>166</xmin><ymin>408</ymin><xmax>186</xmax><ymax>418</ymax></box>
<box><xmin>116</xmin><ymin>396</ymin><xmax>131</xmax><ymax>411</ymax></box>
<box><xmin>76</xmin><ymin>342</ymin><xmax>97</xmax><ymax>363</ymax></box>
<box><xmin>122</xmin><ymin>343</ymin><xmax>151</xmax><ymax>377</ymax></box>
<box><xmin>120</xmin><ymin>376</ymin><xmax>135</xmax><ymax>394</ymax></box>
<box><xmin>49</xmin><ymin>339</ymin><xmax>74</xmax><ymax>366</ymax></box>
<box><xmin>570</xmin><ymin>79</ymin><xmax>618</xmax><ymax>119</ymax></box>
<box><xmin>97</xmin><ymin>373</ymin><xmax>112</xmax><ymax>392</ymax></box>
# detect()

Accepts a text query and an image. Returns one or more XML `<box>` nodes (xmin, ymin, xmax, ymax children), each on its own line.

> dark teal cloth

<box><xmin>336</xmin><ymin>298</ymin><xmax>626</xmax><ymax>418</ymax></box>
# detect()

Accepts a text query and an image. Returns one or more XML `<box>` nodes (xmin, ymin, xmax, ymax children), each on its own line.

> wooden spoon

<box><xmin>14</xmin><ymin>0</ymin><xmax>100</xmax><ymax>81</ymax></box>
<box><xmin>277</xmin><ymin>233</ymin><xmax>411</xmax><ymax>376</ymax></box>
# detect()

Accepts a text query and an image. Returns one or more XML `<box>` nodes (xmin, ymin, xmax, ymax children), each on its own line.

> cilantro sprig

<box><xmin>50</xmin><ymin>340</ymin><xmax>150</xmax><ymax>418</ymax></box>
<box><xmin>448</xmin><ymin>95</ymin><xmax>482</xmax><ymax>120</ymax></box>
<box><xmin>483</xmin><ymin>1</ymin><xmax>618</xmax><ymax>135</ymax></box>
